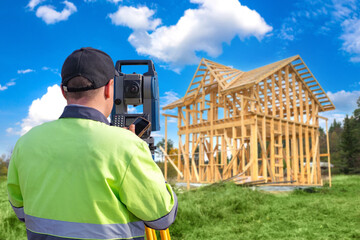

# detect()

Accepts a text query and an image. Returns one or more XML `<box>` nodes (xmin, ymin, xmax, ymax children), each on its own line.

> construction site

<box><xmin>160</xmin><ymin>55</ymin><xmax>335</xmax><ymax>188</ymax></box>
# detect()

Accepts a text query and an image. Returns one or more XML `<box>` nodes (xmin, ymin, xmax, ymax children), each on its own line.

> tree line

<box><xmin>320</xmin><ymin>96</ymin><xmax>360</xmax><ymax>174</ymax></box>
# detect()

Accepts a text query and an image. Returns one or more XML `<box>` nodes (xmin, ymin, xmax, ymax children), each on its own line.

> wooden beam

<box><xmin>159</xmin><ymin>146</ymin><xmax>184</xmax><ymax>178</ymax></box>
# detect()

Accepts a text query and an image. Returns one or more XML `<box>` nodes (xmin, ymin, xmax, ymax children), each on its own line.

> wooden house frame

<box><xmin>162</xmin><ymin>56</ymin><xmax>335</xmax><ymax>187</ymax></box>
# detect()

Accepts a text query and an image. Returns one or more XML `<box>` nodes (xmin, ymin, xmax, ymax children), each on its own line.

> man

<box><xmin>7</xmin><ymin>47</ymin><xmax>177</xmax><ymax>240</ymax></box>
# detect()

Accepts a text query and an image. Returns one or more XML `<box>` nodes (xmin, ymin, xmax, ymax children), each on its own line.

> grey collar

<box><xmin>59</xmin><ymin>105</ymin><xmax>109</xmax><ymax>125</ymax></box>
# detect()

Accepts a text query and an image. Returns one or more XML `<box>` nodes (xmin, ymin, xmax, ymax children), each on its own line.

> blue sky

<box><xmin>1</xmin><ymin>0</ymin><xmax>360</xmax><ymax>155</ymax></box>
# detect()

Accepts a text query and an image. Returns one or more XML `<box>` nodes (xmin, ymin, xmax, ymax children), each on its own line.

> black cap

<box><xmin>61</xmin><ymin>47</ymin><xmax>119</xmax><ymax>92</ymax></box>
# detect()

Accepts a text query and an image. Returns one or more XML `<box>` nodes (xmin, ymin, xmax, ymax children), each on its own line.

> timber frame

<box><xmin>162</xmin><ymin>55</ymin><xmax>335</xmax><ymax>187</ymax></box>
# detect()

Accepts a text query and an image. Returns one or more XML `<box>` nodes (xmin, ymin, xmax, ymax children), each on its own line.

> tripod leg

<box><xmin>145</xmin><ymin>226</ymin><xmax>157</xmax><ymax>240</ymax></box>
<box><xmin>160</xmin><ymin>229</ymin><xmax>171</xmax><ymax>240</ymax></box>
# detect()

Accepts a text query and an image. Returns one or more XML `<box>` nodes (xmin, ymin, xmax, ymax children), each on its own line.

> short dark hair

<box><xmin>64</xmin><ymin>76</ymin><xmax>102</xmax><ymax>100</ymax></box>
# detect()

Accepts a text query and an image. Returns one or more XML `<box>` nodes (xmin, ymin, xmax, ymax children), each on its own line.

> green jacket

<box><xmin>7</xmin><ymin>105</ymin><xmax>177</xmax><ymax>240</ymax></box>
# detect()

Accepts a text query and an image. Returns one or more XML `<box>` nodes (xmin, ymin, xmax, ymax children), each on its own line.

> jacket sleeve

<box><xmin>7</xmin><ymin>146</ymin><xmax>25</xmax><ymax>222</ymax></box>
<box><xmin>118</xmin><ymin>140</ymin><xmax>177</xmax><ymax>230</ymax></box>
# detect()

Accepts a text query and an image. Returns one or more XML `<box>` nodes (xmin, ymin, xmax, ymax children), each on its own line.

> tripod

<box><xmin>145</xmin><ymin>226</ymin><xmax>171</xmax><ymax>240</ymax></box>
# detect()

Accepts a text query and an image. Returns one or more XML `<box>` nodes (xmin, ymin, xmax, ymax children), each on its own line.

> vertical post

<box><xmin>292</xmin><ymin>73</ymin><xmax>298</xmax><ymax>122</ymax></box>
<box><xmin>210</xmin><ymin>99</ymin><xmax>215</xmax><ymax>182</ymax></box>
<box><xmin>185</xmin><ymin>106</ymin><xmax>190</xmax><ymax>189</ymax></box>
<box><xmin>177</xmin><ymin>108</ymin><xmax>182</xmax><ymax>182</ymax></box>
<box><xmin>271</xmin><ymin>74</ymin><xmax>276</xmax><ymax>117</ymax></box>
<box><xmin>292</xmin><ymin>123</ymin><xmax>298</xmax><ymax>183</ymax></box>
<box><xmin>262</xmin><ymin>116</ymin><xmax>267</xmax><ymax>182</ymax></box>
<box><xmin>299</xmin><ymin>125</ymin><xmax>304</xmax><ymax>184</ymax></box>
<box><xmin>305</xmin><ymin>91</ymin><xmax>310</xmax><ymax>124</ymax></box>
<box><xmin>310</xmin><ymin>127</ymin><xmax>316</xmax><ymax>184</ymax></box>
<box><xmin>264</xmin><ymin>79</ymin><xmax>268</xmax><ymax>115</ymax></box>
<box><xmin>241</xmin><ymin>95</ymin><xmax>246</xmax><ymax>171</ymax></box>
<box><xmin>232</xmin><ymin>126</ymin><xmax>237</xmax><ymax>176</ymax></box>
<box><xmin>285</xmin><ymin>122</ymin><xmax>291</xmax><ymax>182</ymax></box>
<box><xmin>326</xmin><ymin>119</ymin><xmax>332</xmax><ymax>187</ymax></box>
<box><xmin>270</xmin><ymin>119</ymin><xmax>275</xmax><ymax>181</ymax></box>
<box><xmin>251</xmin><ymin>117</ymin><xmax>258</xmax><ymax>181</ymax></box>
<box><xmin>285</xmin><ymin>65</ymin><xmax>290</xmax><ymax>121</ymax></box>
<box><xmin>299</xmin><ymin>83</ymin><xmax>304</xmax><ymax>123</ymax></box>
<box><xmin>278</xmin><ymin>70</ymin><xmax>284</xmax><ymax>118</ymax></box>
<box><xmin>305</xmin><ymin>127</ymin><xmax>311</xmax><ymax>184</ymax></box>
<box><xmin>164</xmin><ymin>116</ymin><xmax>168</xmax><ymax>181</ymax></box>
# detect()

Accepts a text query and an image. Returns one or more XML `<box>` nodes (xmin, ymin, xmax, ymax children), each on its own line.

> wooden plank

<box><xmin>184</xmin><ymin>59</ymin><xmax>205</xmax><ymax>98</ymax></box>
<box><xmin>292</xmin><ymin>123</ymin><xmax>298</xmax><ymax>182</ymax></box>
<box><xmin>278</xmin><ymin>70</ymin><xmax>284</xmax><ymax>118</ymax></box>
<box><xmin>310</xmin><ymin>129</ymin><xmax>319</xmax><ymax>184</ymax></box>
<box><xmin>285</xmin><ymin>66</ymin><xmax>291</xmax><ymax>121</ymax></box>
<box><xmin>285</xmin><ymin>122</ymin><xmax>291</xmax><ymax>181</ymax></box>
<box><xmin>159</xmin><ymin>146</ymin><xmax>183</xmax><ymax>178</ymax></box>
<box><xmin>271</xmin><ymin>74</ymin><xmax>276</xmax><ymax>117</ymax></box>
<box><xmin>292</xmin><ymin>73</ymin><xmax>298</xmax><ymax>122</ymax></box>
<box><xmin>299</xmin><ymin>125</ymin><xmax>304</xmax><ymax>184</ymax></box>
<box><xmin>325</xmin><ymin>119</ymin><xmax>332</xmax><ymax>187</ymax></box>
<box><xmin>299</xmin><ymin>83</ymin><xmax>304</xmax><ymax>123</ymax></box>
<box><xmin>232</xmin><ymin>126</ymin><xmax>237</xmax><ymax>176</ymax></box>
<box><xmin>293</xmin><ymin>62</ymin><xmax>303</xmax><ymax>68</ymax></box>
<box><xmin>251</xmin><ymin>117</ymin><xmax>258</xmax><ymax>180</ymax></box>
<box><xmin>262</xmin><ymin>116</ymin><xmax>267</xmax><ymax>182</ymax></box>
<box><xmin>164</xmin><ymin>116</ymin><xmax>168</xmax><ymax>181</ymax></box>
<box><xmin>162</xmin><ymin>114</ymin><xmax>178</xmax><ymax>118</ymax></box>
<box><xmin>305</xmin><ymin>91</ymin><xmax>310</xmax><ymax>124</ymax></box>
<box><xmin>296</xmin><ymin>67</ymin><xmax>307</xmax><ymax>72</ymax></box>
<box><xmin>270</xmin><ymin>119</ymin><xmax>275</xmax><ymax>181</ymax></box>
<box><xmin>305</xmin><ymin>126</ymin><xmax>310</xmax><ymax>184</ymax></box>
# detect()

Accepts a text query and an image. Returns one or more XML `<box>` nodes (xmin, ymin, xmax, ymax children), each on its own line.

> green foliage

<box><xmin>0</xmin><ymin>154</ymin><xmax>10</xmax><ymax>176</ymax></box>
<box><xmin>321</xmin><ymin>96</ymin><xmax>360</xmax><ymax>175</ymax></box>
<box><xmin>0</xmin><ymin>177</ymin><xmax>27</xmax><ymax>240</ymax></box>
<box><xmin>171</xmin><ymin>175</ymin><xmax>360</xmax><ymax>239</ymax></box>
<box><xmin>156</xmin><ymin>138</ymin><xmax>174</xmax><ymax>154</ymax></box>
<box><xmin>157</xmin><ymin>161</ymin><xmax>178</xmax><ymax>181</ymax></box>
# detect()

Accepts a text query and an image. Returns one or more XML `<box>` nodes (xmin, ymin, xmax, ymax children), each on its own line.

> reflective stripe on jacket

<box><xmin>7</xmin><ymin>105</ymin><xmax>177</xmax><ymax>240</ymax></box>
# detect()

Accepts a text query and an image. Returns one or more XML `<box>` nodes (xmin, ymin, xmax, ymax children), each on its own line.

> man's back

<box><xmin>8</xmin><ymin>109</ymin><xmax>177</xmax><ymax>239</ymax></box>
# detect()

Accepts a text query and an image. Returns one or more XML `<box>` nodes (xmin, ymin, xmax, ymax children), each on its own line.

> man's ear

<box><xmin>60</xmin><ymin>84</ymin><xmax>67</xmax><ymax>100</ymax></box>
<box><xmin>104</xmin><ymin>79</ymin><xmax>114</xmax><ymax>99</ymax></box>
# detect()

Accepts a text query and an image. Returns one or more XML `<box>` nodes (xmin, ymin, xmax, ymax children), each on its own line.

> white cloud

<box><xmin>160</xmin><ymin>90</ymin><xmax>180</xmax><ymax>108</ymax></box>
<box><xmin>319</xmin><ymin>89</ymin><xmax>360</xmax><ymax>128</ymax></box>
<box><xmin>112</xmin><ymin>0</ymin><xmax>272</xmax><ymax>70</ymax></box>
<box><xmin>17</xmin><ymin>69</ymin><xmax>34</xmax><ymax>74</ymax></box>
<box><xmin>327</xmin><ymin>90</ymin><xmax>360</xmax><ymax>113</ymax></box>
<box><xmin>107</xmin><ymin>0</ymin><xmax>122</xmax><ymax>4</ymax></box>
<box><xmin>160</xmin><ymin>90</ymin><xmax>180</xmax><ymax>115</ymax></box>
<box><xmin>42</xmin><ymin>66</ymin><xmax>60</xmax><ymax>76</ymax></box>
<box><xmin>151</xmin><ymin>132</ymin><xmax>163</xmax><ymax>138</ymax></box>
<box><xmin>19</xmin><ymin>84</ymin><xmax>66</xmax><ymax>135</ymax></box>
<box><xmin>0</xmin><ymin>79</ymin><xmax>16</xmax><ymax>91</ymax></box>
<box><xmin>340</xmin><ymin>17</ymin><xmax>360</xmax><ymax>62</ymax></box>
<box><xmin>278</xmin><ymin>0</ymin><xmax>360</xmax><ymax>62</ymax></box>
<box><xmin>6</xmin><ymin>81</ymin><xmax>16</xmax><ymax>87</ymax></box>
<box><xmin>27</xmin><ymin>0</ymin><xmax>45</xmax><ymax>10</ymax></box>
<box><xmin>127</xmin><ymin>106</ymin><xmax>138</xmax><ymax>113</ymax></box>
<box><xmin>109</xmin><ymin>6</ymin><xmax>161</xmax><ymax>30</ymax></box>
<box><xmin>36</xmin><ymin>1</ymin><xmax>77</xmax><ymax>25</ymax></box>
<box><xmin>0</xmin><ymin>85</ymin><xmax>7</xmax><ymax>91</ymax></box>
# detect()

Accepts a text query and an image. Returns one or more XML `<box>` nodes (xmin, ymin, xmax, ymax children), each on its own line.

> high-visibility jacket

<box><xmin>7</xmin><ymin>105</ymin><xmax>177</xmax><ymax>240</ymax></box>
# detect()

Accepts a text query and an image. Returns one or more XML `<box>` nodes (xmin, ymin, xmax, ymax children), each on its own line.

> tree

<box><xmin>156</xmin><ymin>138</ymin><xmax>174</xmax><ymax>154</ymax></box>
<box><xmin>340</xmin><ymin>115</ymin><xmax>359</xmax><ymax>174</ymax></box>
<box><xmin>0</xmin><ymin>154</ymin><xmax>10</xmax><ymax>176</ymax></box>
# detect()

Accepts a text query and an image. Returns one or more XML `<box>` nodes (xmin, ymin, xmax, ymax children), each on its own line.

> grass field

<box><xmin>1</xmin><ymin>175</ymin><xmax>359</xmax><ymax>240</ymax></box>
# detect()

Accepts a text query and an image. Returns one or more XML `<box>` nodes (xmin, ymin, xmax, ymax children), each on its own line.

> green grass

<box><xmin>1</xmin><ymin>175</ymin><xmax>359</xmax><ymax>240</ymax></box>
<box><xmin>170</xmin><ymin>175</ymin><xmax>360</xmax><ymax>240</ymax></box>
<box><xmin>0</xmin><ymin>176</ymin><xmax>27</xmax><ymax>240</ymax></box>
